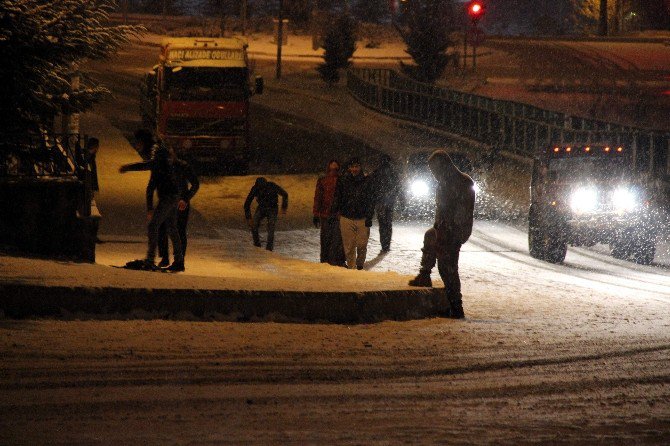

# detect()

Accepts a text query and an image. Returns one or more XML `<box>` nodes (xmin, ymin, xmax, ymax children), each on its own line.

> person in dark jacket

<box><xmin>408</xmin><ymin>150</ymin><xmax>475</xmax><ymax>319</ymax></box>
<box><xmin>244</xmin><ymin>177</ymin><xmax>288</xmax><ymax>251</ymax></box>
<box><xmin>84</xmin><ymin>137</ymin><xmax>100</xmax><ymax>194</ymax></box>
<box><xmin>157</xmin><ymin>157</ymin><xmax>199</xmax><ymax>268</ymax></box>
<box><xmin>119</xmin><ymin>139</ymin><xmax>184</xmax><ymax>272</ymax></box>
<box><xmin>313</xmin><ymin>159</ymin><xmax>345</xmax><ymax>266</ymax></box>
<box><xmin>370</xmin><ymin>153</ymin><xmax>400</xmax><ymax>252</ymax></box>
<box><xmin>331</xmin><ymin>157</ymin><xmax>374</xmax><ymax>270</ymax></box>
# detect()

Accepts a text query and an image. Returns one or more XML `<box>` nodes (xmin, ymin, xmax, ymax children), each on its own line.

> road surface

<box><xmin>1</xmin><ymin>36</ymin><xmax>669</xmax><ymax>444</ymax></box>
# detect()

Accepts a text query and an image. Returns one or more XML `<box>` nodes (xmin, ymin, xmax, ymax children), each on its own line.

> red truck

<box><xmin>141</xmin><ymin>37</ymin><xmax>263</xmax><ymax>171</ymax></box>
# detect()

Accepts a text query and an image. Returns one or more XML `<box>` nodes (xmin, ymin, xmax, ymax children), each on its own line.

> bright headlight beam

<box><xmin>410</xmin><ymin>179</ymin><xmax>430</xmax><ymax>198</ymax></box>
<box><xmin>570</xmin><ymin>187</ymin><xmax>598</xmax><ymax>213</ymax></box>
<box><xmin>612</xmin><ymin>187</ymin><xmax>637</xmax><ymax>212</ymax></box>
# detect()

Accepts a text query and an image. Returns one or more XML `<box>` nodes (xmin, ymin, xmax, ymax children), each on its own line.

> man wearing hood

<box><xmin>370</xmin><ymin>153</ymin><xmax>400</xmax><ymax>253</ymax></box>
<box><xmin>244</xmin><ymin>177</ymin><xmax>288</xmax><ymax>251</ymax></box>
<box><xmin>331</xmin><ymin>157</ymin><xmax>374</xmax><ymax>270</ymax></box>
<box><xmin>408</xmin><ymin>150</ymin><xmax>475</xmax><ymax>319</ymax></box>
<box><xmin>313</xmin><ymin>159</ymin><xmax>345</xmax><ymax>266</ymax></box>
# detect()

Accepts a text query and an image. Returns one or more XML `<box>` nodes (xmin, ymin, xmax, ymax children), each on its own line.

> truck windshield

<box><xmin>165</xmin><ymin>67</ymin><xmax>248</xmax><ymax>101</ymax></box>
<box><xmin>548</xmin><ymin>156</ymin><xmax>629</xmax><ymax>181</ymax></box>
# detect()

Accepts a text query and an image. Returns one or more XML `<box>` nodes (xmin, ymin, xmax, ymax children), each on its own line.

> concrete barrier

<box><xmin>0</xmin><ymin>284</ymin><xmax>450</xmax><ymax>323</ymax></box>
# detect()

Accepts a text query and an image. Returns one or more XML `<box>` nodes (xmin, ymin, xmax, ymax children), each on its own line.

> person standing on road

<box><xmin>408</xmin><ymin>150</ymin><xmax>475</xmax><ymax>319</ymax></box>
<box><xmin>313</xmin><ymin>159</ymin><xmax>345</xmax><ymax>266</ymax></box>
<box><xmin>157</xmin><ymin>156</ymin><xmax>199</xmax><ymax>268</ymax></box>
<box><xmin>370</xmin><ymin>153</ymin><xmax>400</xmax><ymax>253</ymax></box>
<box><xmin>331</xmin><ymin>157</ymin><xmax>374</xmax><ymax>270</ymax></box>
<box><xmin>244</xmin><ymin>177</ymin><xmax>288</xmax><ymax>251</ymax></box>
<box><xmin>119</xmin><ymin>137</ymin><xmax>184</xmax><ymax>272</ymax></box>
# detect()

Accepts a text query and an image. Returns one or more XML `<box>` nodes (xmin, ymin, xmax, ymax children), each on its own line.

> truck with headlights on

<box><xmin>528</xmin><ymin>142</ymin><xmax>668</xmax><ymax>264</ymax></box>
<box><xmin>140</xmin><ymin>37</ymin><xmax>263</xmax><ymax>172</ymax></box>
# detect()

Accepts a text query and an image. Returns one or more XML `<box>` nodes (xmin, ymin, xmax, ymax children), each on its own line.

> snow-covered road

<box><xmin>273</xmin><ymin>218</ymin><xmax>670</xmax><ymax>304</ymax></box>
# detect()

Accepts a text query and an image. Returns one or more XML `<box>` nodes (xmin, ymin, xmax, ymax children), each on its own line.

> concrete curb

<box><xmin>0</xmin><ymin>284</ymin><xmax>449</xmax><ymax>323</ymax></box>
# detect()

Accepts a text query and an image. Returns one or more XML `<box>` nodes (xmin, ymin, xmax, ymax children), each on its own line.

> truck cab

<box><xmin>140</xmin><ymin>38</ymin><xmax>263</xmax><ymax>172</ymax></box>
<box><xmin>528</xmin><ymin>141</ymin><xmax>668</xmax><ymax>265</ymax></box>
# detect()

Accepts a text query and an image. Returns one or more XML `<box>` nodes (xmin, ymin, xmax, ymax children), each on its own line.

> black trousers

<box><xmin>147</xmin><ymin>196</ymin><xmax>182</xmax><ymax>263</ymax></box>
<box><xmin>320</xmin><ymin>216</ymin><xmax>345</xmax><ymax>266</ymax></box>
<box><xmin>376</xmin><ymin>203</ymin><xmax>394</xmax><ymax>251</ymax></box>
<box><xmin>159</xmin><ymin>205</ymin><xmax>190</xmax><ymax>261</ymax></box>
<box><xmin>419</xmin><ymin>227</ymin><xmax>462</xmax><ymax>302</ymax></box>
<box><xmin>252</xmin><ymin>208</ymin><xmax>277</xmax><ymax>251</ymax></box>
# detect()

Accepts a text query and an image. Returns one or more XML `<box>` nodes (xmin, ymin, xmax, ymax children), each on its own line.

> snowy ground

<box><xmin>2</xmin><ymin>34</ymin><xmax>670</xmax><ymax>444</ymax></box>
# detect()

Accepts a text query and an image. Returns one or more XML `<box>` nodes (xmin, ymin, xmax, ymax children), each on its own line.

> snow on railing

<box><xmin>346</xmin><ymin>67</ymin><xmax>670</xmax><ymax>175</ymax></box>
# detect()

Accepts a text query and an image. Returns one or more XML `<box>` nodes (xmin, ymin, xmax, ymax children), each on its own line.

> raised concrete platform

<box><xmin>0</xmin><ymin>284</ymin><xmax>447</xmax><ymax>323</ymax></box>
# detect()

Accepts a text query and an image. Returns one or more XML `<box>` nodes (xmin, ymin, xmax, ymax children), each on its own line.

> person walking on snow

<box><xmin>244</xmin><ymin>177</ymin><xmax>288</xmax><ymax>251</ymax></box>
<box><xmin>408</xmin><ymin>150</ymin><xmax>475</xmax><ymax>319</ymax></box>
<box><xmin>313</xmin><ymin>159</ymin><xmax>346</xmax><ymax>266</ymax></box>
<box><xmin>370</xmin><ymin>153</ymin><xmax>401</xmax><ymax>253</ymax></box>
<box><xmin>119</xmin><ymin>139</ymin><xmax>184</xmax><ymax>272</ymax></box>
<box><xmin>157</xmin><ymin>156</ymin><xmax>199</xmax><ymax>268</ymax></box>
<box><xmin>331</xmin><ymin>157</ymin><xmax>374</xmax><ymax>270</ymax></box>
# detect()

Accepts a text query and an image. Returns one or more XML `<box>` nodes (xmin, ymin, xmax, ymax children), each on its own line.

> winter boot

<box><xmin>408</xmin><ymin>272</ymin><xmax>432</xmax><ymax>287</ymax></box>
<box><xmin>157</xmin><ymin>257</ymin><xmax>170</xmax><ymax>268</ymax></box>
<box><xmin>163</xmin><ymin>260</ymin><xmax>185</xmax><ymax>273</ymax></box>
<box><xmin>449</xmin><ymin>296</ymin><xmax>465</xmax><ymax>319</ymax></box>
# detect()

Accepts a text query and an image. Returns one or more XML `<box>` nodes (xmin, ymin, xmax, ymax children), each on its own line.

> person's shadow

<box><xmin>363</xmin><ymin>250</ymin><xmax>388</xmax><ymax>270</ymax></box>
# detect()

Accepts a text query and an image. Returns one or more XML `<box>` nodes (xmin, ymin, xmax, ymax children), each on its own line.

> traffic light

<box><xmin>467</xmin><ymin>1</ymin><xmax>485</xmax><ymax>24</ymax></box>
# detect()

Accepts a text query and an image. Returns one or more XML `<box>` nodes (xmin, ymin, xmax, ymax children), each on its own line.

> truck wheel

<box><xmin>528</xmin><ymin>223</ymin><xmax>547</xmax><ymax>260</ymax></box>
<box><xmin>528</xmin><ymin>207</ymin><xmax>566</xmax><ymax>263</ymax></box>
<box><xmin>545</xmin><ymin>238</ymin><xmax>567</xmax><ymax>264</ymax></box>
<box><xmin>632</xmin><ymin>237</ymin><xmax>655</xmax><ymax>265</ymax></box>
<box><xmin>611</xmin><ymin>230</ymin><xmax>634</xmax><ymax>260</ymax></box>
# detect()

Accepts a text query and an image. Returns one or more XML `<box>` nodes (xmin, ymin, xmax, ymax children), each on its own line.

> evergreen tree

<box><xmin>317</xmin><ymin>12</ymin><xmax>357</xmax><ymax>84</ymax></box>
<box><xmin>0</xmin><ymin>0</ymin><xmax>143</xmax><ymax>135</ymax></box>
<box><xmin>395</xmin><ymin>0</ymin><xmax>456</xmax><ymax>83</ymax></box>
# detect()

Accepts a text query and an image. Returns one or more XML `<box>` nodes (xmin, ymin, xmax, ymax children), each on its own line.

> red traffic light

<box><xmin>467</xmin><ymin>1</ymin><xmax>485</xmax><ymax>22</ymax></box>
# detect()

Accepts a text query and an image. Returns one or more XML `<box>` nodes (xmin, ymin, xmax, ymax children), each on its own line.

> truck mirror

<box><xmin>255</xmin><ymin>76</ymin><xmax>264</xmax><ymax>95</ymax></box>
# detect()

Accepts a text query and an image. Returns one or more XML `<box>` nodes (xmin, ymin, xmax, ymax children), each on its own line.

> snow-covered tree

<box><xmin>317</xmin><ymin>12</ymin><xmax>357</xmax><ymax>84</ymax></box>
<box><xmin>0</xmin><ymin>0</ymin><xmax>142</xmax><ymax>135</ymax></box>
<box><xmin>395</xmin><ymin>0</ymin><xmax>456</xmax><ymax>83</ymax></box>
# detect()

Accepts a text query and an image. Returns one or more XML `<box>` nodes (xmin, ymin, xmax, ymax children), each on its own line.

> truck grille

<box><xmin>166</xmin><ymin>118</ymin><xmax>245</xmax><ymax>136</ymax></box>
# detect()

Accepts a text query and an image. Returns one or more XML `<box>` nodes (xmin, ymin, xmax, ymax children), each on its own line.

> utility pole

<box><xmin>599</xmin><ymin>0</ymin><xmax>609</xmax><ymax>36</ymax></box>
<box><xmin>241</xmin><ymin>0</ymin><xmax>248</xmax><ymax>36</ymax></box>
<box><xmin>276</xmin><ymin>0</ymin><xmax>284</xmax><ymax>79</ymax></box>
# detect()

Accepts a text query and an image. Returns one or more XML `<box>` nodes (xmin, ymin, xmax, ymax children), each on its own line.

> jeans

<box><xmin>159</xmin><ymin>205</ymin><xmax>190</xmax><ymax>261</ymax></box>
<box><xmin>147</xmin><ymin>196</ymin><xmax>182</xmax><ymax>263</ymax></box>
<box><xmin>419</xmin><ymin>227</ymin><xmax>462</xmax><ymax>302</ymax></box>
<box><xmin>252</xmin><ymin>208</ymin><xmax>277</xmax><ymax>251</ymax></box>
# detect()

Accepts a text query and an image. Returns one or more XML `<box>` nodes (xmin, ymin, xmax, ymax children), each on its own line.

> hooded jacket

<box><xmin>430</xmin><ymin>150</ymin><xmax>475</xmax><ymax>245</ymax></box>
<box><xmin>331</xmin><ymin>171</ymin><xmax>374</xmax><ymax>220</ymax></box>
<box><xmin>244</xmin><ymin>177</ymin><xmax>289</xmax><ymax>219</ymax></box>
<box><xmin>120</xmin><ymin>144</ymin><xmax>179</xmax><ymax>211</ymax></box>
<box><xmin>313</xmin><ymin>166</ymin><xmax>339</xmax><ymax>218</ymax></box>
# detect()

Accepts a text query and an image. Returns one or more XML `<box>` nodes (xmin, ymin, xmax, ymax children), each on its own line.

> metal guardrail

<box><xmin>346</xmin><ymin>67</ymin><xmax>670</xmax><ymax>177</ymax></box>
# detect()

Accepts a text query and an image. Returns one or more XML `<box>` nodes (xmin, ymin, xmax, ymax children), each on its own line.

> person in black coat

<box><xmin>157</xmin><ymin>157</ymin><xmax>199</xmax><ymax>267</ymax></box>
<box><xmin>331</xmin><ymin>157</ymin><xmax>374</xmax><ymax>270</ymax></box>
<box><xmin>119</xmin><ymin>139</ymin><xmax>184</xmax><ymax>272</ymax></box>
<box><xmin>370</xmin><ymin>153</ymin><xmax>400</xmax><ymax>252</ymax></box>
<box><xmin>244</xmin><ymin>177</ymin><xmax>288</xmax><ymax>251</ymax></box>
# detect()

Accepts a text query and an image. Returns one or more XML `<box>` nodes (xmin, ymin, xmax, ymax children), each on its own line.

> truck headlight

<box><xmin>612</xmin><ymin>187</ymin><xmax>637</xmax><ymax>212</ymax></box>
<box><xmin>410</xmin><ymin>179</ymin><xmax>430</xmax><ymax>198</ymax></box>
<box><xmin>570</xmin><ymin>187</ymin><xmax>598</xmax><ymax>213</ymax></box>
